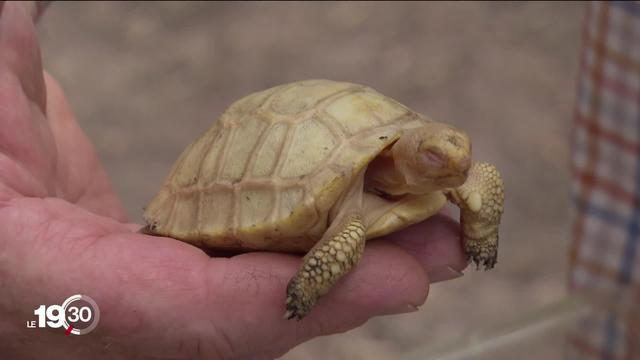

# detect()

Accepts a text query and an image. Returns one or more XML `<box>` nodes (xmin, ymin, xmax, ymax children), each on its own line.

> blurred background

<box><xmin>37</xmin><ymin>2</ymin><xmax>584</xmax><ymax>359</ymax></box>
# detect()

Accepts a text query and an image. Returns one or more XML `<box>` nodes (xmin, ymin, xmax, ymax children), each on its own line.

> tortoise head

<box><xmin>392</xmin><ymin>122</ymin><xmax>471</xmax><ymax>192</ymax></box>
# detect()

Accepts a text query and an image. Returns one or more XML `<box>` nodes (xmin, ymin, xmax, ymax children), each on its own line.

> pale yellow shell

<box><xmin>143</xmin><ymin>79</ymin><xmax>432</xmax><ymax>252</ymax></box>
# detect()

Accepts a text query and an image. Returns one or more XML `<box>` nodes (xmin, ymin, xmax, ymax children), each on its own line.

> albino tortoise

<box><xmin>142</xmin><ymin>79</ymin><xmax>504</xmax><ymax>320</ymax></box>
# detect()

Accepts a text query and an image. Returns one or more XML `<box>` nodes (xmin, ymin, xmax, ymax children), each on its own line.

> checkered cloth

<box><xmin>568</xmin><ymin>1</ymin><xmax>640</xmax><ymax>358</ymax></box>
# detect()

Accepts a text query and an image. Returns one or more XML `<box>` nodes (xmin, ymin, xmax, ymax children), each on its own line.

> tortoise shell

<box><xmin>143</xmin><ymin>79</ymin><xmax>433</xmax><ymax>252</ymax></box>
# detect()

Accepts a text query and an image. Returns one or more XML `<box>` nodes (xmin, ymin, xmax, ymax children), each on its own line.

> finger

<box><xmin>198</xmin><ymin>242</ymin><xmax>428</xmax><ymax>359</ymax></box>
<box><xmin>0</xmin><ymin>1</ymin><xmax>46</xmax><ymax>110</ymax></box>
<box><xmin>380</xmin><ymin>213</ymin><xmax>468</xmax><ymax>282</ymax></box>
<box><xmin>43</xmin><ymin>72</ymin><xmax>128</xmax><ymax>221</ymax></box>
<box><xmin>0</xmin><ymin>1</ymin><xmax>52</xmax><ymax>198</ymax></box>
<box><xmin>5</xmin><ymin>1</ymin><xmax>51</xmax><ymax>22</ymax></box>
<box><xmin>33</xmin><ymin>1</ymin><xmax>51</xmax><ymax>21</ymax></box>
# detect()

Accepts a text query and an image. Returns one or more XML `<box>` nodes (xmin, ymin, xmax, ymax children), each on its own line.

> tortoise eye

<box><xmin>420</xmin><ymin>149</ymin><xmax>447</xmax><ymax>169</ymax></box>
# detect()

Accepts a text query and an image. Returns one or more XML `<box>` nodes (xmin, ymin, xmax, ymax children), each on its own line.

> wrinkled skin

<box><xmin>0</xmin><ymin>2</ymin><xmax>467</xmax><ymax>359</ymax></box>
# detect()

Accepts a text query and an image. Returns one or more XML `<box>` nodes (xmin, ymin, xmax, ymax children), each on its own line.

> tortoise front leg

<box><xmin>447</xmin><ymin>162</ymin><xmax>504</xmax><ymax>270</ymax></box>
<box><xmin>284</xmin><ymin>173</ymin><xmax>366</xmax><ymax>320</ymax></box>
<box><xmin>284</xmin><ymin>213</ymin><xmax>366</xmax><ymax>320</ymax></box>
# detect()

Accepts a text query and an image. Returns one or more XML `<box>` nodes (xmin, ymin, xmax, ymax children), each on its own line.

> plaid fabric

<box><xmin>568</xmin><ymin>1</ymin><xmax>640</xmax><ymax>358</ymax></box>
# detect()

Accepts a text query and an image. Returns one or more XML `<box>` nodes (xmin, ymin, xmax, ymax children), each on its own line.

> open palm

<box><xmin>0</xmin><ymin>2</ymin><xmax>467</xmax><ymax>359</ymax></box>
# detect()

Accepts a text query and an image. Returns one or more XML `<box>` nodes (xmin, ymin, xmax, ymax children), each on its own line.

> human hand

<box><xmin>0</xmin><ymin>2</ymin><xmax>467</xmax><ymax>359</ymax></box>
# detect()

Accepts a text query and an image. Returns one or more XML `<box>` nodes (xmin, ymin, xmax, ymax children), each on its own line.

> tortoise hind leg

<box><xmin>284</xmin><ymin>174</ymin><xmax>366</xmax><ymax>320</ymax></box>
<box><xmin>362</xmin><ymin>191</ymin><xmax>446</xmax><ymax>240</ymax></box>
<box><xmin>446</xmin><ymin>162</ymin><xmax>504</xmax><ymax>270</ymax></box>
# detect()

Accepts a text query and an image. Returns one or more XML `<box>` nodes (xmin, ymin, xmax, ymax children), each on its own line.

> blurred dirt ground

<box><xmin>37</xmin><ymin>2</ymin><xmax>583</xmax><ymax>359</ymax></box>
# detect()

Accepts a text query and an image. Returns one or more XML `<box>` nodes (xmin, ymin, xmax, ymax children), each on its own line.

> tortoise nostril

<box><xmin>447</xmin><ymin>134</ymin><xmax>470</xmax><ymax>151</ymax></box>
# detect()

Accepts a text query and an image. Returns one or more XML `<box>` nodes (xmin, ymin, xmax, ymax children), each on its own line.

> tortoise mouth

<box><xmin>404</xmin><ymin>170</ymin><xmax>467</xmax><ymax>190</ymax></box>
<box><xmin>423</xmin><ymin>172</ymin><xmax>467</xmax><ymax>188</ymax></box>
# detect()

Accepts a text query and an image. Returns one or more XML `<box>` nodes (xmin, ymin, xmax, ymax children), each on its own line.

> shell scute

<box><xmin>251</xmin><ymin>122</ymin><xmax>289</xmax><ymax>177</ymax></box>
<box><xmin>198</xmin><ymin>187</ymin><xmax>233</xmax><ymax>237</ymax></box>
<box><xmin>219</xmin><ymin>116</ymin><xmax>269</xmax><ymax>182</ymax></box>
<box><xmin>280</xmin><ymin>116</ymin><xmax>341</xmax><ymax>178</ymax></box>
<box><xmin>269</xmin><ymin>80</ymin><xmax>353</xmax><ymax>115</ymax></box>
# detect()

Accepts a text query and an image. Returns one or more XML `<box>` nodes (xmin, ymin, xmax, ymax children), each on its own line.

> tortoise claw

<box><xmin>284</xmin><ymin>278</ymin><xmax>315</xmax><ymax>321</ymax></box>
<box><xmin>464</xmin><ymin>237</ymin><xmax>498</xmax><ymax>271</ymax></box>
<box><xmin>283</xmin><ymin>309</ymin><xmax>295</xmax><ymax>320</ymax></box>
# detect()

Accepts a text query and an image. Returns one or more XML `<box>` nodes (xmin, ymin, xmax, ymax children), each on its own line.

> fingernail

<box><xmin>428</xmin><ymin>265</ymin><xmax>464</xmax><ymax>284</ymax></box>
<box><xmin>396</xmin><ymin>303</ymin><xmax>420</xmax><ymax>314</ymax></box>
<box><xmin>406</xmin><ymin>303</ymin><xmax>420</xmax><ymax>312</ymax></box>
